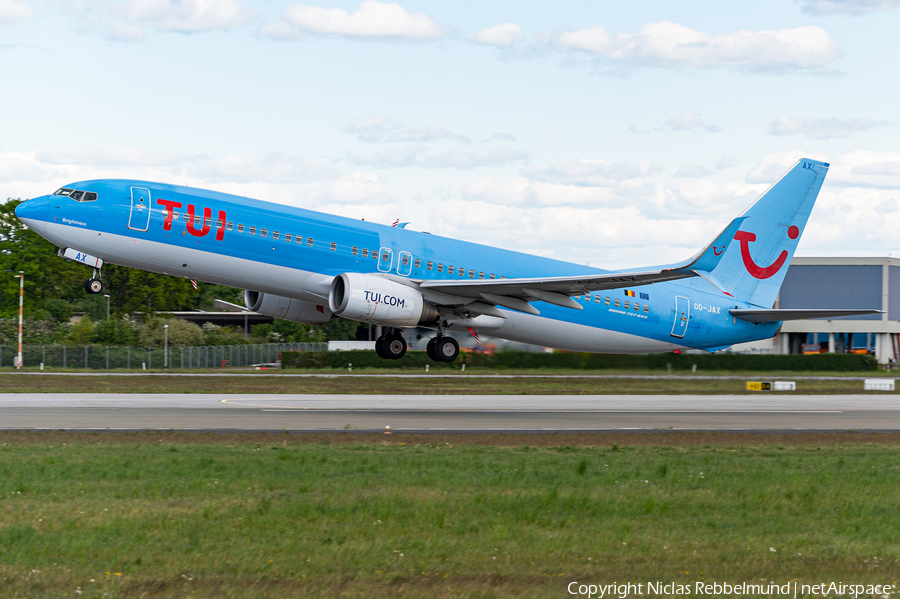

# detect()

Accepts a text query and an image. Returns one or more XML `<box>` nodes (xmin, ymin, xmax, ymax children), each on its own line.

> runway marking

<box><xmin>257</xmin><ymin>409</ymin><xmax>844</xmax><ymax>413</ymax></box>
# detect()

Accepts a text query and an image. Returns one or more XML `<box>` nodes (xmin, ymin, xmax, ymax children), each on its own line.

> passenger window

<box><xmin>330</xmin><ymin>242</ymin><xmax>337</xmax><ymax>251</ymax></box>
<box><xmin>459</xmin><ymin>268</ymin><xmax>465</xmax><ymax>277</ymax></box>
<box><xmin>352</xmin><ymin>247</ymin><xmax>359</xmax><ymax>256</ymax></box>
<box><xmin>296</xmin><ymin>235</ymin><xmax>303</xmax><ymax>244</ymax></box>
<box><xmin>478</xmin><ymin>272</ymin><xmax>485</xmax><ymax>279</ymax></box>
<box><xmin>605</xmin><ymin>297</ymin><xmax>611</xmax><ymax>306</ymax></box>
<box><xmin>173</xmin><ymin>211</ymin><xmax>180</xmax><ymax>221</ymax></box>
<box><xmin>634</xmin><ymin>303</ymin><xmax>640</xmax><ymax>311</ymax></box>
<box><xmin>249</xmin><ymin>226</ymin><xmax>256</xmax><ymax>236</ymax></box>
<box><xmin>401</xmin><ymin>255</ymin><xmax>409</xmax><ymax>266</ymax></box>
<box><xmin>215</xmin><ymin>219</ymin><xmax>223</xmax><ymax>228</ymax></box>
<box><xmin>382</xmin><ymin>252</ymin><xmax>390</xmax><ymax>262</ymax></box>
<box><xmin>614</xmin><ymin>298</ymin><xmax>620</xmax><ymax>308</ymax></box>
<box><xmin>83</xmin><ymin>192</ymin><xmax>97</xmax><ymax>202</ymax></box>
<box><xmin>238</xmin><ymin>224</ymin><xmax>244</xmax><ymax>233</ymax></box>
<box><xmin>500</xmin><ymin>276</ymin><xmax>506</xmax><ymax>279</ymax></box>
<box><xmin>426</xmin><ymin>261</ymin><xmax>433</xmax><ymax>270</ymax></box>
<box><xmin>624</xmin><ymin>300</ymin><xmax>630</xmax><ymax>309</ymax></box>
<box><xmin>194</xmin><ymin>215</ymin><xmax>202</xmax><ymax>225</ymax></box>
<box><xmin>226</xmin><ymin>221</ymin><xmax>233</xmax><ymax>231</ymax></box>
<box><xmin>414</xmin><ymin>258</ymin><xmax>421</xmax><ymax>268</ymax></box>
<box><xmin>438</xmin><ymin>263</ymin><xmax>444</xmax><ymax>272</ymax></box>
<box><xmin>204</xmin><ymin>217</ymin><xmax>212</xmax><ymax>227</ymax></box>
<box><xmin>448</xmin><ymin>266</ymin><xmax>454</xmax><ymax>274</ymax></box>
<box><xmin>490</xmin><ymin>274</ymin><xmax>496</xmax><ymax>279</ymax></box>
<box><xmin>307</xmin><ymin>237</ymin><xmax>314</xmax><ymax>246</ymax></box>
<box><xmin>643</xmin><ymin>304</ymin><xmax>649</xmax><ymax>313</ymax></box>
<box><xmin>262</xmin><ymin>228</ymin><xmax>269</xmax><ymax>238</ymax></box>
<box><xmin>362</xmin><ymin>248</ymin><xmax>368</xmax><ymax>257</ymax></box>
<box><xmin>594</xmin><ymin>295</ymin><xmax>600</xmax><ymax>303</ymax></box>
<box><xmin>285</xmin><ymin>233</ymin><xmax>292</xmax><ymax>242</ymax></box>
<box><xmin>468</xmin><ymin>269</ymin><xmax>474</xmax><ymax>278</ymax></box>
<box><xmin>273</xmin><ymin>231</ymin><xmax>279</xmax><ymax>240</ymax></box>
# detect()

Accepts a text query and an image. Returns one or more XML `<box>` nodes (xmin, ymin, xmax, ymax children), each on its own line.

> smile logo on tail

<box><xmin>734</xmin><ymin>226</ymin><xmax>799</xmax><ymax>279</ymax></box>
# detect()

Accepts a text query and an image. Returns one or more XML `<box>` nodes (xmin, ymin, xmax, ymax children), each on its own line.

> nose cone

<box><xmin>15</xmin><ymin>196</ymin><xmax>50</xmax><ymax>234</ymax></box>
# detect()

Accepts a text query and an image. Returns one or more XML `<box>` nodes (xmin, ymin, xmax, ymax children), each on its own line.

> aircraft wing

<box><xmin>417</xmin><ymin>217</ymin><xmax>746</xmax><ymax>315</ymax></box>
<box><xmin>730</xmin><ymin>309</ymin><xmax>883</xmax><ymax>323</ymax></box>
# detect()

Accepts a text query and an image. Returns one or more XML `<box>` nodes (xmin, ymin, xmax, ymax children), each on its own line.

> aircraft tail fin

<box><xmin>707</xmin><ymin>158</ymin><xmax>829</xmax><ymax>308</ymax></box>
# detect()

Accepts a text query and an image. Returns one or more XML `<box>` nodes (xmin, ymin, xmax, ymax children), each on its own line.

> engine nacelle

<box><xmin>244</xmin><ymin>290</ymin><xmax>332</xmax><ymax>325</ymax></box>
<box><xmin>329</xmin><ymin>273</ymin><xmax>438</xmax><ymax>327</ymax></box>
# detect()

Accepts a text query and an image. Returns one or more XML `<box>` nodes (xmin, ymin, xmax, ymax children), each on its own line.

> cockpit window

<box><xmin>54</xmin><ymin>188</ymin><xmax>97</xmax><ymax>202</ymax></box>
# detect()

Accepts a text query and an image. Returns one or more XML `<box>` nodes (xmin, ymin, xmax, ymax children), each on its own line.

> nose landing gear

<box><xmin>85</xmin><ymin>268</ymin><xmax>104</xmax><ymax>294</ymax></box>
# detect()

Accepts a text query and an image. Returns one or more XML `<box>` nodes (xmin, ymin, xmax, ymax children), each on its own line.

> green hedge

<box><xmin>282</xmin><ymin>349</ymin><xmax>878</xmax><ymax>371</ymax></box>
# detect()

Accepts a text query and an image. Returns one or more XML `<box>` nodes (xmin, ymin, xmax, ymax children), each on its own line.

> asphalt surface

<box><xmin>0</xmin><ymin>393</ymin><xmax>898</xmax><ymax>432</ymax></box>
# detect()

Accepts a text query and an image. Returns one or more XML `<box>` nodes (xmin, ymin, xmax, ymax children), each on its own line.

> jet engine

<box><xmin>244</xmin><ymin>290</ymin><xmax>332</xmax><ymax>325</ymax></box>
<box><xmin>328</xmin><ymin>273</ymin><xmax>439</xmax><ymax>327</ymax></box>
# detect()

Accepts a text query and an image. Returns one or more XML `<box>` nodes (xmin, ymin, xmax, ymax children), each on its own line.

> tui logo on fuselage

<box><xmin>157</xmin><ymin>199</ymin><xmax>226</xmax><ymax>241</ymax></box>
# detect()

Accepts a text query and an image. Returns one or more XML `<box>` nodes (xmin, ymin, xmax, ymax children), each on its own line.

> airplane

<box><xmin>14</xmin><ymin>158</ymin><xmax>878</xmax><ymax>362</ymax></box>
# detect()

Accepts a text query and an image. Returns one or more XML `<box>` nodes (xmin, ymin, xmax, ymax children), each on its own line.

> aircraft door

<box><xmin>128</xmin><ymin>187</ymin><xmax>151</xmax><ymax>232</ymax></box>
<box><xmin>377</xmin><ymin>247</ymin><xmax>393</xmax><ymax>273</ymax></box>
<box><xmin>398</xmin><ymin>251</ymin><xmax>412</xmax><ymax>276</ymax></box>
<box><xmin>670</xmin><ymin>295</ymin><xmax>690</xmax><ymax>338</ymax></box>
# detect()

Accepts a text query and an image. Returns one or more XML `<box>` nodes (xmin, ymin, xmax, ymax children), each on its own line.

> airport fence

<box><xmin>0</xmin><ymin>343</ymin><xmax>327</xmax><ymax>369</ymax></box>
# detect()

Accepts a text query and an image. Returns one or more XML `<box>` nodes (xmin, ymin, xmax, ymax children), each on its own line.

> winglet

<box><xmin>665</xmin><ymin>216</ymin><xmax>747</xmax><ymax>274</ymax></box>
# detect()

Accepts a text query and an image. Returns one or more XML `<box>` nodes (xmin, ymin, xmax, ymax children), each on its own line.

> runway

<box><xmin>0</xmin><ymin>393</ymin><xmax>898</xmax><ymax>432</ymax></box>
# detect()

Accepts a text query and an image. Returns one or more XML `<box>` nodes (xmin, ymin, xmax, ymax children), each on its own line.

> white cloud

<box><xmin>744</xmin><ymin>151</ymin><xmax>825</xmax><ymax>184</ymax></box>
<box><xmin>344</xmin><ymin>116</ymin><xmax>467</xmax><ymax>143</ymax></box>
<box><xmin>715</xmin><ymin>156</ymin><xmax>740</xmax><ymax>170</ymax></box>
<box><xmin>320</xmin><ymin>171</ymin><xmax>387</xmax><ymax>203</ymax></box>
<box><xmin>387</xmin><ymin>124</ymin><xmax>469</xmax><ymax>143</ymax></box>
<box><xmin>49</xmin><ymin>0</ymin><xmax>257</xmax><ymax>40</ymax></box>
<box><xmin>420</xmin><ymin>148</ymin><xmax>527</xmax><ymax>169</ymax></box>
<box><xmin>349</xmin><ymin>145</ymin><xmax>425</xmax><ymax>168</ymax></box>
<box><xmin>259</xmin><ymin>0</ymin><xmax>450</xmax><ymax>41</ymax></box>
<box><xmin>484</xmin><ymin>132</ymin><xmax>516</xmax><ymax>142</ymax></box>
<box><xmin>0</xmin><ymin>0</ymin><xmax>29</xmax><ymax>25</ymax></box>
<box><xmin>555</xmin><ymin>21</ymin><xmax>841</xmax><ymax>72</ymax></box>
<box><xmin>769</xmin><ymin>116</ymin><xmax>888</xmax><ymax>138</ymax></box>
<box><xmin>522</xmin><ymin>159</ymin><xmax>659</xmax><ymax>185</ymax></box>
<box><xmin>664</xmin><ymin>112</ymin><xmax>722</xmax><ymax>133</ymax></box>
<box><xmin>799</xmin><ymin>0</ymin><xmax>900</xmax><ymax>15</ymax></box>
<box><xmin>469</xmin><ymin>23</ymin><xmax>523</xmax><ymax>47</ymax></box>
<box><xmin>673</xmin><ymin>163</ymin><xmax>716</xmax><ymax>178</ymax></box>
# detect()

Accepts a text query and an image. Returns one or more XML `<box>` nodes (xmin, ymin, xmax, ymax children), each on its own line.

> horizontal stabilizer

<box><xmin>730</xmin><ymin>309</ymin><xmax>883</xmax><ymax>323</ymax></box>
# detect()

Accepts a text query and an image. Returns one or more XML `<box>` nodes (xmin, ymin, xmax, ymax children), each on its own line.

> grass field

<box><xmin>1</xmin><ymin>432</ymin><xmax>898</xmax><ymax>598</ymax></box>
<box><xmin>0</xmin><ymin>372</ymin><xmax>897</xmax><ymax>395</ymax></box>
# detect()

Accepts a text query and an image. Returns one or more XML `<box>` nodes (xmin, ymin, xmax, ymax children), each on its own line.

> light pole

<box><xmin>104</xmin><ymin>294</ymin><xmax>110</xmax><ymax>320</ymax></box>
<box><xmin>15</xmin><ymin>272</ymin><xmax>23</xmax><ymax>370</ymax></box>
<box><xmin>163</xmin><ymin>324</ymin><xmax>169</xmax><ymax>370</ymax></box>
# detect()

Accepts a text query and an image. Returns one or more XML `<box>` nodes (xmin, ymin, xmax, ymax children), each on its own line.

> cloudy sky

<box><xmin>2</xmin><ymin>0</ymin><xmax>900</xmax><ymax>268</ymax></box>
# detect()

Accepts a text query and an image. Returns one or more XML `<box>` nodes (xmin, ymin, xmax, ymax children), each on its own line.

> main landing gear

<box><xmin>426</xmin><ymin>335</ymin><xmax>459</xmax><ymax>363</ymax></box>
<box><xmin>375</xmin><ymin>329</ymin><xmax>408</xmax><ymax>360</ymax></box>
<box><xmin>372</xmin><ymin>328</ymin><xmax>459</xmax><ymax>363</ymax></box>
<box><xmin>84</xmin><ymin>268</ymin><xmax>104</xmax><ymax>294</ymax></box>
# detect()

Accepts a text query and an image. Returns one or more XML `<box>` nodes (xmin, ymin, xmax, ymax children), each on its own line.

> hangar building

<box><xmin>738</xmin><ymin>257</ymin><xmax>900</xmax><ymax>364</ymax></box>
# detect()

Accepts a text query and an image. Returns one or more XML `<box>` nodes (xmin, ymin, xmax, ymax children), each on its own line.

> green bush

<box><xmin>282</xmin><ymin>349</ymin><xmax>878</xmax><ymax>371</ymax></box>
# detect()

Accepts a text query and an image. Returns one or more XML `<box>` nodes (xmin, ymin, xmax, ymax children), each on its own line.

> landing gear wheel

<box><xmin>426</xmin><ymin>337</ymin><xmax>438</xmax><ymax>361</ymax></box>
<box><xmin>383</xmin><ymin>333</ymin><xmax>407</xmax><ymax>360</ymax></box>
<box><xmin>375</xmin><ymin>336</ymin><xmax>386</xmax><ymax>359</ymax></box>
<box><xmin>434</xmin><ymin>336</ymin><xmax>459</xmax><ymax>363</ymax></box>
<box><xmin>85</xmin><ymin>278</ymin><xmax>103</xmax><ymax>294</ymax></box>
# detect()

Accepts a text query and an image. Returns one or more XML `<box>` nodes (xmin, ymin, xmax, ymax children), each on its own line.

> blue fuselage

<box><xmin>16</xmin><ymin>179</ymin><xmax>779</xmax><ymax>352</ymax></box>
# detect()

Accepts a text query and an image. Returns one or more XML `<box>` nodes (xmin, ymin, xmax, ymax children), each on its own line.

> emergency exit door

<box><xmin>670</xmin><ymin>295</ymin><xmax>690</xmax><ymax>338</ymax></box>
